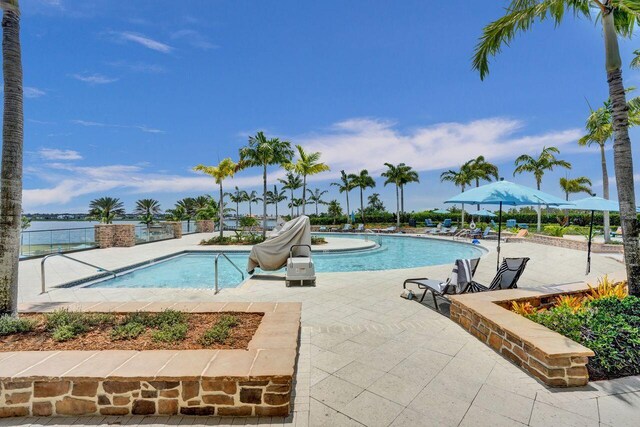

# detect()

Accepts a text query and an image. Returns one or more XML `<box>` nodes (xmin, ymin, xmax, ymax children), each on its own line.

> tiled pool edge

<box><xmin>0</xmin><ymin>302</ymin><xmax>300</xmax><ymax>418</ymax></box>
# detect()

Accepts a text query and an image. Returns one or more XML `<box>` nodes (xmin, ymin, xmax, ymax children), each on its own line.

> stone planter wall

<box><xmin>196</xmin><ymin>220</ymin><xmax>215</xmax><ymax>233</ymax></box>
<box><xmin>164</xmin><ymin>222</ymin><xmax>182</xmax><ymax>239</ymax></box>
<box><xmin>450</xmin><ymin>285</ymin><xmax>596</xmax><ymax>387</ymax></box>
<box><xmin>94</xmin><ymin>224</ymin><xmax>136</xmax><ymax>249</ymax></box>
<box><xmin>529</xmin><ymin>234</ymin><xmax>623</xmax><ymax>253</ymax></box>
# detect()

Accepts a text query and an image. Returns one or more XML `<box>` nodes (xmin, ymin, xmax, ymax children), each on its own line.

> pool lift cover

<box><xmin>247</xmin><ymin>215</ymin><xmax>315</xmax><ymax>286</ymax></box>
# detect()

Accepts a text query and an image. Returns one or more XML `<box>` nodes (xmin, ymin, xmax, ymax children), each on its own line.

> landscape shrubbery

<box><xmin>512</xmin><ymin>278</ymin><xmax>639</xmax><ymax>380</ymax></box>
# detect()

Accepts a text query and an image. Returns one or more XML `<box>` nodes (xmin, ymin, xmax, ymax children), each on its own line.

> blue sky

<box><xmin>17</xmin><ymin>0</ymin><xmax>640</xmax><ymax>214</ymax></box>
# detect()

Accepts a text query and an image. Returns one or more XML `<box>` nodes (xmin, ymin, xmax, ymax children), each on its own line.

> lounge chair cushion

<box><xmin>407</xmin><ymin>279</ymin><xmax>449</xmax><ymax>294</ymax></box>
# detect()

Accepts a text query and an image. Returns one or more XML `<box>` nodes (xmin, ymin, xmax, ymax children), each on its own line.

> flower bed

<box><xmin>511</xmin><ymin>277</ymin><xmax>638</xmax><ymax>380</ymax></box>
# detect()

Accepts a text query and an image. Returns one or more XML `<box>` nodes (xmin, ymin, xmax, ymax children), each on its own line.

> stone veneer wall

<box><xmin>529</xmin><ymin>234</ymin><xmax>623</xmax><ymax>253</ymax></box>
<box><xmin>196</xmin><ymin>220</ymin><xmax>215</xmax><ymax>233</ymax></box>
<box><xmin>0</xmin><ymin>378</ymin><xmax>291</xmax><ymax>417</ymax></box>
<box><xmin>450</xmin><ymin>298</ymin><xmax>592</xmax><ymax>387</ymax></box>
<box><xmin>94</xmin><ymin>224</ymin><xmax>136</xmax><ymax>249</ymax></box>
<box><xmin>164</xmin><ymin>222</ymin><xmax>182</xmax><ymax>239</ymax></box>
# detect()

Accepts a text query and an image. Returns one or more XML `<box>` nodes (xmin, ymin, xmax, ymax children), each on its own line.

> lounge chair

<box><xmin>403</xmin><ymin>258</ymin><xmax>481</xmax><ymax>308</ymax></box>
<box><xmin>471</xmin><ymin>257</ymin><xmax>530</xmax><ymax>292</ymax></box>
<box><xmin>355</xmin><ymin>224</ymin><xmax>364</xmax><ymax>232</ymax></box>
<box><xmin>506</xmin><ymin>219</ymin><xmax>517</xmax><ymax>228</ymax></box>
<box><xmin>440</xmin><ymin>226</ymin><xmax>458</xmax><ymax>236</ymax></box>
<box><xmin>425</xmin><ymin>219</ymin><xmax>437</xmax><ymax>227</ymax></box>
<box><xmin>443</xmin><ymin>219</ymin><xmax>452</xmax><ymax>228</ymax></box>
<box><xmin>318</xmin><ymin>226</ymin><xmax>327</xmax><ymax>232</ymax></box>
<box><xmin>480</xmin><ymin>226</ymin><xmax>498</xmax><ymax>239</ymax></box>
<box><xmin>383</xmin><ymin>226</ymin><xmax>397</xmax><ymax>233</ymax></box>
<box><xmin>340</xmin><ymin>224</ymin><xmax>353</xmax><ymax>232</ymax></box>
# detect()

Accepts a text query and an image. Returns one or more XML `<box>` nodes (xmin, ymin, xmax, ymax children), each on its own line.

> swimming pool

<box><xmin>86</xmin><ymin>234</ymin><xmax>486</xmax><ymax>290</ymax></box>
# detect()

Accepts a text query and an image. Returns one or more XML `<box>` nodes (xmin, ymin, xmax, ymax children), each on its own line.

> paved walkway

<box><xmin>7</xmin><ymin>233</ymin><xmax>639</xmax><ymax>426</ymax></box>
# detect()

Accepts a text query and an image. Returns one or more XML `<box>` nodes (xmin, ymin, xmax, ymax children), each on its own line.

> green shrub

<box><xmin>199</xmin><ymin>315</ymin><xmax>238</xmax><ymax>346</ymax></box>
<box><xmin>0</xmin><ymin>315</ymin><xmax>35</xmax><ymax>336</ymax></box>
<box><xmin>111</xmin><ymin>322</ymin><xmax>146</xmax><ymax>341</ymax></box>
<box><xmin>526</xmin><ymin>296</ymin><xmax>640</xmax><ymax>380</ymax></box>
<box><xmin>151</xmin><ymin>323</ymin><xmax>188</xmax><ymax>343</ymax></box>
<box><xmin>45</xmin><ymin>309</ymin><xmax>115</xmax><ymax>342</ymax></box>
<box><xmin>147</xmin><ymin>309</ymin><xmax>186</xmax><ymax>328</ymax></box>
<box><xmin>51</xmin><ymin>324</ymin><xmax>79</xmax><ymax>342</ymax></box>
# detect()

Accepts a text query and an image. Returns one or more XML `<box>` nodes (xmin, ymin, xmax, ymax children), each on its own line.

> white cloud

<box><xmin>71</xmin><ymin>119</ymin><xmax>164</xmax><ymax>134</ymax></box>
<box><xmin>24</xmin><ymin>87</ymin><xmax>46</xmax><ymax>98</ymax></box>
<box><xmin>296</xmin><ymin>117</ymin><xmax>581</xmax><ymax>182</ymax></box>
<box><xmin>171</xmin><ymin>29</ymin><xmax>217</xmax><ymax>50</ymax></box>
<box><xmin>116</xmin><ymin>31</ymin><xmax>173</xmax><ymax>53</ymax></box>
<box><xmin>71</xmin><ymin>73</ymin><xmax>118</xmax><ymax>84</ymax></box>
<box><xmin>39</xmin><ymin>148</ymin><xmax>82</xmax><ymax>160</ymax></box>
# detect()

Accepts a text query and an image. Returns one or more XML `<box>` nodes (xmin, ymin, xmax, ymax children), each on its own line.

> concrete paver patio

<box><xmin>5</xmin><ymin>233</ymin><xmax>639</xmax><ymax>426</ymax></box>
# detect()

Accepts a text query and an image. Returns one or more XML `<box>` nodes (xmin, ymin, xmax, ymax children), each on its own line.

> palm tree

<box><xmin>440</xmin><ymin>164</ymin><xmax>472</xmax><ymax>227</ymax></box>
<box><xmin>352</xmin><ymin>170</ymin><xmax>376</xmax><ymax>223</ymax></box>
<box><xmin>473</xmin><ymin>0</ymin><xmax>640</xmax><ymax>293</ymax></box>
<box><xmin>245</xmin><ymin>190</ymin><xmax>260</xmax><ymax>217</ymax></box>
<box><xmin>513</xmin><ymin>146</ymin><xmax>571</xmax><ymax>231</ymax></box>
<box><xmin>288</xmin><ymin>197</ymin><xmax>304</xmax><ymax>217</ymax></box>
<box><xmin>381</xmin><ymin>163</ymin><xmax>404</xmax><ymax>227</ymax></box>
<box><xmin>467</xmin><ymin>156</ymin><xmax>499</xmax><ymax>211</ymax></box>
<box><xmin>0</xmin><ymin>0</ymin><xmax>23</xmax><ymax>316</ymax></box>
<box><xmin>194</xmin><ymin>158</ymin><xmax>237</xmax><ymax>238</ymax></box>
<box><xmin>331</xmin><ymin>171</ymin><xmax>357</xmax><ymax>223</ymax></box>
<box><xmin>559</xmin><ymin>177</ymin><xmax>593</xmax><ymax>201</ymax></box>
<box><xmin>227</xmin><ymin>187</ymin><xmax>244</xmax><ymax>218</ymax></box>
<box><xmin>307</xmin><ymin>188</ymin><xmax>329</xmax><ymax>216</ymax></box>
<box><xmin>397</xmin><ymin>164</ymin><xmax>419</xmax><ymax>216</ymax></box>
<box><xmin>265</xmin><ymin>185</ymin><xmax>287</xmax><ymax>218</ymax></box>
<box><xmin>579</xmin><ymin>96</ymin><xmax>640</xmax><ymax>242</ymax></box>
<box><xmin>278</xmin><ymin>172</ymin><xmax>302</xmax><ymax>218</ymax></box>
<box><xmin>134</xmin><ymin>199</ymin><xmax>161</xmax><ymax>228</ymax></box>
<box><xmin>367</xmin><ymin>193</ymin><xmax>385</xmax><ymax>213</ymax></box>
<box><xmin>327</xmin><ymin>200</ymin><xmax>343</xmax><ymax>224</ymax></box>
<box><xmin>176</xmin><ymin>197</ymin><xmax>196</xmax><ymax>232</ymax></box>
<box><xmin>195</xmin><ymin>196</ymin><xmax>219</xmax><ymax>221</ymax></box>
<box><xmin>238</xmin><ymin>132</ymin><xmax>294</xmax><ymax>237</ymax></box>
<box><xmin>89</xmin><ymin>197</ymin><xmax>125</xmax><ymax>224</ymax></box>
<box><xmin>165</xmin><ymin>206</ymin><xmax>189</xmax><ymax>222</ymax></box>
<box><xmin>284</xmin><ymin>145</ymin><xmax>330</xmax><ymax>215</ymax></box>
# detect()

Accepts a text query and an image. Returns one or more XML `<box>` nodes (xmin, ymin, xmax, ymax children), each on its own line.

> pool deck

<box><xmin>8</xmin><ymin>232</ymin><xmax>639</xmax><ymax>427</ymax></box>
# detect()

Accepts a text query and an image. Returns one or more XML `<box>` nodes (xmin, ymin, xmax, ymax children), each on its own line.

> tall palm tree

<box><xmin>238</xmin><ymin>132</ymin><xmax>294</xmax><ymax>237</ymax></box>
<box><xmin>381</xmin><ymin>163</ymin><xmax>405</xmax><ymax>227</ymax></box>
<box><xmin>440</xmin><ymin>164</ymin><xmax>472</xmax><ymax>227</ymax></box>
<box><xmin>165</xmin><ymin>206</ymin><xmax>189</xmax><ymax>222</ymax></box>
<box><xmin>284</xmin><ymin>145</ymin><xmax>330</xmax><ymax>215</ymax></box>
<box><xmin>0</xmin><ymin>0</ymin><xmax>23</xmax><ymax>316</ymax></box>
<box><xmin>367</xmin><ymin>193</ymin><xmax>385</xmax><ymax>212</ymax></box>
<box><xmin>397</xmin><ymin>164</ymin><xmax>419</xmax><ymax>216</ymax></box>
<box><xmin>467</xmin><ymin>156</ymin><xmax>499</xmax><ymax>211</ymax></box>
<box><xmin>278</xmin><ymin>172</ymin><xmax>302</xmax><ymax>218</ymax></box>
<box><xmin>559</xmin><ymin>177</ymin><xmax>593</xmax><ymax>201</ymax></box>
<box><xmin>193</xmin><ymin>157</ymin><xmax>237</xmax><ymax>238</ymax></box>
<box><xmin>306</xmin><ymin>188</ymin><xmax>329</xmax><ymax>216</ymax></box>
<box><xmin>580</xmin><ymin>96</ymin><xmax>640</xmax><ymax>242</ymax></box>
<box><xmin>245</xmin><ymin>190</ymin><xmax>260</xmax><ymax>217</ymax></box>
<box><xmin>513</xmin><ymin>146</ymin><xmax>571</xmax><ymax>231</ymax></box>
<box><xmin>227</xmin><ymin>187</ymin><xmax>245</xmax><ymax>219</ymax></box>
<box><xmin>473</xmin><ymin>0</ymin><xmax>640</xmax><ymax>293</ymax></box>
<box><xmin>134</xmin><ymin>199</ymin><xmax>161</xmax><ymax>228</ymax></box>
<box><xmin>352</xmin><ymin>170</ymin><xmax>376</xmax><ymax>223</ymax></box>
<box><xmin>327</xmin><ymin>200</ymin><xmax>343</xmax><ymax>224</ymax></box>
<box><xmin>265</xmin><ymin>185</ymin><xmax>287</xmax><ymax>218</ymax></box>
<box><xmin>89</xmin><ymin>197</ymin><xmax>125</xmax><ymax>224</ymax></box>
<box><xmin>331</xmin><ymin>170</ymin><xmax>357</xmax><ymax>223</ymax></box>
<box><xmin>288</xmin><ymin>197</ymin><xmax>304</xmax><ymax>217</ymax></box>
<box><xmin>176</xmin><ymin>197</ymin><xmax>196</xmax><ymax>232</ymax></box>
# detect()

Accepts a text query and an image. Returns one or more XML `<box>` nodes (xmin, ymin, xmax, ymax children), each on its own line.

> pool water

<box><xmin>88</xmin><ymin>234</ymin><xmax>485</xmax><ymax>289</ymax></box>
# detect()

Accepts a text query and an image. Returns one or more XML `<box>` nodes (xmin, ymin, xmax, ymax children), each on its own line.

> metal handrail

<box><xmin>41</xmin><ymin>253</ymin><xmax>116</xmax><ymax>294</ymax></box>
<box><xmin>214</xmin><ymin>252</ymin><xmax>245</xmax><ymax>294</ymax></box>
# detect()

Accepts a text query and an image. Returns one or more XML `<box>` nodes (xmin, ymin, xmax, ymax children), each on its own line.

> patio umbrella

<box><xmin>559</xmin><ymin>196</ymin><xmax>619</xmax><ymax>275</ymax></box>
<box><xmin>446</xmin><ymin>179</ymin><xmax>570</xmax><ymax>270</ymax></box>
<box><xmin>432</xmin><ymin>209</ymin><xmax>451</xmax><ymax>214</ymax></box>
<box><xmin>473</xmin><ymin>209</ymin><xmax>497</xmax><ymax>218</ymax></box>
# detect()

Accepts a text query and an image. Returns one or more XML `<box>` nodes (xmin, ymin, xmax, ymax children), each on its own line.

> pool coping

<box><xmin>1</xmin><ymin>301</ymin><xmax>300</xmax><ymax>418</ymax></box>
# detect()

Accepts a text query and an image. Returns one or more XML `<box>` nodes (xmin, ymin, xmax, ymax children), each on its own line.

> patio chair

<box><xmin>439</xmin><ymin>226</ymin><xmax>458</xmax><ymax>236</ymax></box>
<box><xmin>480</xmin><ymin>226</ymin><xmax>498</xmax><ymax>239</ymax></box>
<box><xmin>355</xmin><ymin>224</ymin><xmax>365</xmax><ymax>232</ymax></box>
<box><xmin>471</xmin><ymin>257</ymin><xmax>530</xmax><ymax>292</ymax></box>
<box><xmin>443</xmin><ymin>219</ymin><xmax>452</xmax><ymax>228</ymax></box>
<box><xmin>383</xmin><ymin>226</ymin><xmax>397</xmax><ymax>233</ymax></box>
<box><xmin>506</xmin><ymin>219</ymin><xmax>517</xmax><ymax>228</ymax></box>
<box><xmin>340</xmin><ymin>224</ymin><xmax>353</xmax><ymax>232</ymax></box>
<box><xmin>403</xmin><ymin>258</ymin><xmax>481</xmax><ymax>308</ymax></box>
<box><xmin>318</xmin><ymin>226</ymin><xmax>327</xmax><ymax>232</ymax></box>
<box><xmin>425</xmin><ymin>218</ymin><xmax>437</xmax><ymax>227</ymax></box>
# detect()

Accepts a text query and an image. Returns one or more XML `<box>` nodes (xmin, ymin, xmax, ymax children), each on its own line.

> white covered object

<box><xmin>247</xmin><ymin>215</ymin><xmax>311</xmax><ymax>273</ymax></box>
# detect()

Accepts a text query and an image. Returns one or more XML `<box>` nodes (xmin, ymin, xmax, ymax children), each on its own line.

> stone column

<box><xmin>196</xmin><ymin>220</ymin><xmax>215</xmax><ymax>233</ymax></box>
<box><xmin>94</xmin><ymin>224</ymin><xmax>136</xmax><ymax>248</ymax></box>
<box><xmin>164</xmin><ymin>221</ymin><xmax>182</xmax><ymax>239</ymax></box>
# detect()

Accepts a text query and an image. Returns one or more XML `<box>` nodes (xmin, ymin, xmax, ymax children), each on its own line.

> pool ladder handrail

<box><xmin>40</xmin><ymin>253</ymin><xmax>117</xmax><ymax>294</ymax></box>
<box><xmin>214</xmin><ymin>252</ymin><xmax>245</xmax><ymax>294</ymax></box>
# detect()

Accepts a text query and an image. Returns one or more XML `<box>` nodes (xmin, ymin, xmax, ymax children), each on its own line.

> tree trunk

<box><xmin>346</xmin><ymin>191</ymin><xmax>350</xmax><ymax>224</ymax></box>
<box><xmin>400</xmin><ymin>185</ymin><xmax>404</xmax><ymax>216</ymax></box>
<box><xmin>604</xmin><ymin>8</ymin><xmax>640</xmax><ymax>295</ymax></box>
<box><xmin>395</xmin><ymin>184</ymin><xmax>400</xmax><ymax>227</ymax></box>
<box><xmin>0</xmin><ymin>4</ymin><xmax>23</xmax><ymax>316</ymax></box>
<box><xmin>219</xmin><ymin>183</ymin><xmax>224</xmax><ymax>238</ymax></box>
<box><xmin>262</xmin><ymin>164</ymin><xmax>267</xmax><ymax>237</ymax></box>
<box><xmin>476</xmin><ymin>179</ymin><xmax>480</xmax><ymax>210</ymax></box>
<box><xmin>536</xmin><ymin>180</ymin><xmax>542</xmax><ymax>232</ymax></box>
<box><xmin>290</xmin><ymin>189</ymin><xmax>294</xmax><ymax>217</ymax></box>
<box><xmin>275</xmin><ymin>200</ymin><xmax>278</xmax><ymax>219</ymax></box>
<box><xmin>600</xmin><ymin>143</ymin><xmax>611</xmax><ymax>243</ymax></box>
<box><xmin>301</xmin><ymin>175</ymin><xmax>307</xmax><ymax>215</ymax></box>
<box><xmin>460</xmin><ymin>185</ymin><xmax>465</xmax><ymax>228</ymax></box>
<box><xmin>315</xmin><ymin>202</ymin><xmax>318</xmax><ymax>216</ymax></box>
<box><xmin>360</xmin><ymin>187</ymin><xmax>365</xmax><ymax>224</ymax></box>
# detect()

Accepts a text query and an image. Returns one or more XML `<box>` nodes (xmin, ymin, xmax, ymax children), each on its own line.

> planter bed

<box><xmin>0</xmin><ymin>301</ymin><xmax>300</xmax><ymax>418</ymax></box>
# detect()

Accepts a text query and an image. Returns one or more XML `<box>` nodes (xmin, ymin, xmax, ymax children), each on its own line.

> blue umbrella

<box><xmin>432</xmin><ymin>209</ymin><xmax>451</xmax><ymax>214</ymax></box>
<box><xmin>559</xmin><ymin>196</ymin><xmax>619</xmax><ymax>274</ymax></box>
<box><xmin>473</xmin><ymin>209</ymin><xmax>497</xmax><ymax>218</ymax></box>
<box><xmin>446</xmin><ymin>179</ymin><xmax>571</xmax><ymax>269</ymax></box>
